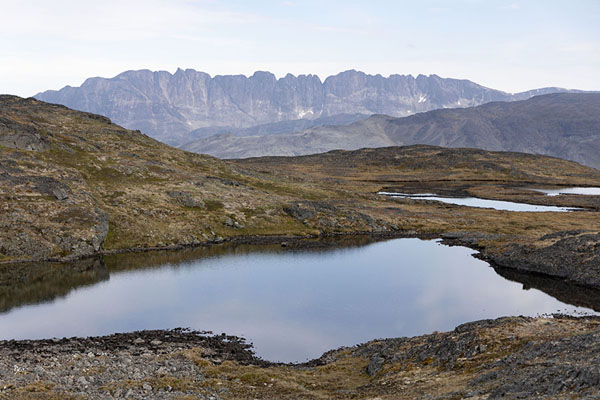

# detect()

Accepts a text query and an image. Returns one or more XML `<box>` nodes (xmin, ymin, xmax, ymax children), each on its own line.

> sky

<box><xmin>1</xmin><ymin>0</ymin><xmax>599</xmax><ymax>97</ymax></box>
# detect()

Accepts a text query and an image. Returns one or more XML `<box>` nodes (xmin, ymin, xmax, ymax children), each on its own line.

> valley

<box><xmin>1</xmin><ymin>95</ymin><xmax>600</xmax><ymax>399</ymax></box>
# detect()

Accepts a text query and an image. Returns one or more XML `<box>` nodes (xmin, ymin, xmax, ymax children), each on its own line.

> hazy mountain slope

<box><xmin>35</xmin><ymin>69</ymin><xmax>580</xmax><ymax>145</ymax></box>
<box><xmin>184</xmin><ymin>93</ymin><xmax>600</xmax><ymax>168</ymax></box>
<box><xmin>185</xmin><ymin>113</ymin><xmax>368</xmax><ymax>142</ymax></box>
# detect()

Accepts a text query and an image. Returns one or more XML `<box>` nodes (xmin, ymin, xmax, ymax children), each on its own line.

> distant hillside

<box><xmin>185</xmin><ymin>113</ymin><xmax>369</xmax><ymax>142</ymax></box>
<box><xmin>183</xmin><ymin>93</ymin><xmax>600</xmax><ymax>169</ymax></box>
<box><xmin>34</xmin><ymin>69</ymin><xmax>580</xmax><ymax>145</ymax></box>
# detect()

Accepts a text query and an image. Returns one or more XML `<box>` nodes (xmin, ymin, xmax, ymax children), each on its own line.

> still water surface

<box><xmin>379</xmin><ymin>192</ymin><xmax>578</xmax><ymax>212</ymax></box>
<box><xmin>531</xmin><ymin>187</ymin><xmax>600</xmax><ymax>196</ymax></box>
<box><xmin>0</xmin><ymin>239</ymin><xmax>596</xmax><ymax>362</ymax></box>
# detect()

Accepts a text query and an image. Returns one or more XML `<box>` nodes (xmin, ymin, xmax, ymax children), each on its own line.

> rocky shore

<box><xmin>2</xmin><ymin>95</ymin><xmax>600</xmax><ymax>399</ymax></box>
<box><xmin>1</xmin><ymin>315</ymin><xmax>599</xmax><ymax>399</ymax></box>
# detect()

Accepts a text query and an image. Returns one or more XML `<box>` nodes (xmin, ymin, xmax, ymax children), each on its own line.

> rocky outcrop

<box><xmin>0</xmin><ymin>161</ymin><xmax>110</xmax><ymax>261</ymax></box>
<box><xmin>489</xmin><ymin>230</ymin><xmax>600</xmax><ymax>288</ymax></box>
<box><xmin>34</xmin><ymin>69</ymin><xmax>580</xmax><ymax>145</ymax></box>
<box><xmin>0</xmin><ymin>116</ymin><xmax>49</xmax><ymax>151</ymax></box>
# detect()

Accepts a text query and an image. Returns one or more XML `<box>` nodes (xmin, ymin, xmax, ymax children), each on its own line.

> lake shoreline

<box><xmin>2</xmin><ymin>315</ymin><xmax>599</xmax><ymax>399</ymax></box>
<box><xmin>3</xmin><ymin>228</ymin><xmax>599</xmax><ymax>293</ymax></box>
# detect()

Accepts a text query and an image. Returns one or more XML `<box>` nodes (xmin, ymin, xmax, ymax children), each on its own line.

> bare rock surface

<box><xmin>35</xmin><ymin>69</ymin><xmax>580</xmax><ymax>145</ymax></box>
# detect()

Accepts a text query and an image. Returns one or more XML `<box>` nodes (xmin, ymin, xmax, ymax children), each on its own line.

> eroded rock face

<box><xmin>35</xmin><ymin>69</ymin><xmax>575</xmax><ymax>144</ymax></box>
<box><xmin>0</xmin><ymin>116</ymin><xmax>49</xmax><ymax>151</ymax></box>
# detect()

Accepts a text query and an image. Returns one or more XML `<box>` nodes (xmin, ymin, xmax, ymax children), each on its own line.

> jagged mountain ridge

<box><xmin>34</xmin><ymin>69</ymin><xmax>579</xmax><ymax>145</ymax></box>
<box><xmin>182</xmin><ymin>93</ymin><xmax>600</xmax><ymax>169</ymax></box>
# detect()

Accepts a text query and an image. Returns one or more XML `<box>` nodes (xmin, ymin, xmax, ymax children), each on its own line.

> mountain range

<box><xmin>34</xmin><ymin>69</ymin><xmax>582</xmax><ymax>145</ymax></box>
<box><xmin>182</xmin><ymin>93</ymin><xmax>600</xmax><ymax>169</ymax></box>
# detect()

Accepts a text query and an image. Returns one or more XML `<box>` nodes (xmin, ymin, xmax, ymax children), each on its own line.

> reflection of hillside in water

<box><xmin>0</xmin><ymin>258</ymin><xmax>109</xmax><ymax>313</ymax></box>
<box><xmin>0</xmin><ymin>236</ymin><xmax>381</xmax><ymax>313</ymax></box>
<box><xmin>494</xmin><ymin>267</ymin><xmax>600</xmax><ymax>312</ymax></box>
<box><xmin>2</xmin><ymin>236</ymin><xmax>598</xmax><ymax>317</ymax></box>
<box><xmin>103</xmin><ymin>236</ymin><xmax>380</xmax><ymax>273</ymax></box>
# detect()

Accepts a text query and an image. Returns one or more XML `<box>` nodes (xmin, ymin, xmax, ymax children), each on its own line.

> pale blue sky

<box><xmin>1</xmin><ymin>0</ymin><xmax>599</xmax><ymax>97</ymax></box>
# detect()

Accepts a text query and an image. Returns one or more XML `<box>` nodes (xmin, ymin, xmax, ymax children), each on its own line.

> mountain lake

<box><xmin>378</xmin><ymin>192</ymin><xmax>581</xmax><ymax>212</ymax></box>
<box><xmin>0</xmin><ymin>238</ymin><xmax>597</xmax><ymax>363</ymax></box>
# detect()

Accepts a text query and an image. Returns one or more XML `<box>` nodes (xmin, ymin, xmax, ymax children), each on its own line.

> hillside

<box><xmin>34</xmin><ymin>69</ymin><xmax>580</xmax><ymax>145</ymax></box>
<box><xmin>183</xmin><ymin>93</ymin><xmax>600</xmax><ymax>168</ymax></box>
<box><xmin>185</xmin><ymin>112</ymin><xmax>369</xmax><ymax>142</ymax></box>
<box><xmin>0</xmin><ymin>95</ymin><xmax>336</xmax><ymax>263</ymax></box>
<box><xmin>1</xmin><ymin>96</ymin><xmax>600</xmax><ymax>289</ymax></box>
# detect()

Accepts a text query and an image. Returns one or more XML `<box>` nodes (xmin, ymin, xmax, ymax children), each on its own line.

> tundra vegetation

<box><xmin>1</xmin><ymin>95</ymin><xmax>599</xmax><ymax>398</ymax></box>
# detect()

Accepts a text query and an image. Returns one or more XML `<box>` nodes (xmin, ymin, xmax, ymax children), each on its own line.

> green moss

<box><xmin>103</xmin><ymin>221</ymin><xmax>134</xmax><ymax>250</ymax></box>
<box><xmin>205</xmin><ymin>200</ymin><xmax>224</xmax><ymax>211</ymax></box>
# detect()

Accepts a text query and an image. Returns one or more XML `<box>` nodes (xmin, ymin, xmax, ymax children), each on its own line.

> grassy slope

<box><xmin>3</xmin><ymin>97</ymin><xmax>600</xmax><ymax>399</ymax></box>
<box><xmin>1</xmin><ymin>95</ymin><xmax>600</xmax><ymax>267</ymax></box>
<box><xmin>0</xmin><ymin>96</ymin><xmax>387</xmax><ymax>262</ymax></box>
<box><xmin>237</xmin><ymin>146</ymin><xmax>600</xmax><ymax>251</ymax></box>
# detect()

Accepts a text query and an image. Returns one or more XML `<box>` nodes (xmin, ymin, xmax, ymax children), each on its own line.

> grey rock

<box><xmin>92</xmin><ymin>207</ymin><xmax>110</xmax><ymax>252</ymax></box>
<box><xmin>0</xmin><ymin>116</ymin><xmax>50</xmax><ymax>151</ymax></box>
<box><xmin>167</xmin><ymin>191</ymin><xmax>205</xmax><ymax>209</ymax></box>
<box><xmin>489</xmin><ymin>231</ymin><xmax>600</xmax><ymax>288</ymax></box>
<box><xmin>367</xmin><ymin>355</ymin><xmax>384</xmax><ymax>376</ymax></box>
<box><xmin>223</xmin><ymin>217</ymin><xmax>244</xmax><ymax>229</ymax></box>
<box><xmin>223</xmin><ymin>217</ymin><xmax>235</xmax><ymax>227</ymax></box>
<box><xmin>34</xmin><ymin>69</ymin><xmax>582</xmax><ymax>146</ymax></box>
<box><xmin>51</xmin><ymin>187</ymin><xmax>69</xmax><ymax>201</ymax></box>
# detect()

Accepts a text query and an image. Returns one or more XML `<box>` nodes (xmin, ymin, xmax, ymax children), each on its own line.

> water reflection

<box><xmin>0</xmin><ymin>238</ymin><xmax>597</xmax><ymax>362</ymax></box>
<box><xmin>0</xmin><ymin>258</ymin><xmax>108</xmax><ymax>313</ymax></box>
<box><xmin>379</xmin><ymin>192</ymin><xmax>578</xmax><ymax>212</ymax></box>
<box><xmin>493</xmin><ymin>267</ymin><xmax>600</xmax><ymax>312</ymax></box>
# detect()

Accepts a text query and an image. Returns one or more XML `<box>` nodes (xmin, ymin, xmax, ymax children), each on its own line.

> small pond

<box><xmin>530</xmin><ymin>187</ymin><xmax>600</xmax><ymax>196</ymax></box>
<box><xmin>379</xmin><ymin>192</ymin><xmax>579</xmax><ymax>212</ymax></box>
<box><xmin>0</xmin><ymin>239</ymin><xmax>596</xmax><ymax>363</ymax></box>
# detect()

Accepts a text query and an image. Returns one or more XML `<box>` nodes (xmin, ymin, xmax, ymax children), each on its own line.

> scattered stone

<box><xmin>0</xmin><ymin>318</ymin><xmax>598</xmax><ymax>399</ymax></box>
<box><xmin>167</xmin><ymin>191</ymin><xmax>205</xmax><ymax>209</ymax></box>
<box><xmin>52</xmin><ymin>187</ymin><xmax>69</xmax><ymax>201</ymax></box>
<box><xmin>223</xmin><ymin>217</ymin><xmax>244</xmax><ymax>229</ymax></box>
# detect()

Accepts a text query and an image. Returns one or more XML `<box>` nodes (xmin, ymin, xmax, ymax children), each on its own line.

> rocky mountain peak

<box><xmin>35</xmin><ymin>69</ymin><xmax>581</xmax><ymax>145</ymax></box>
